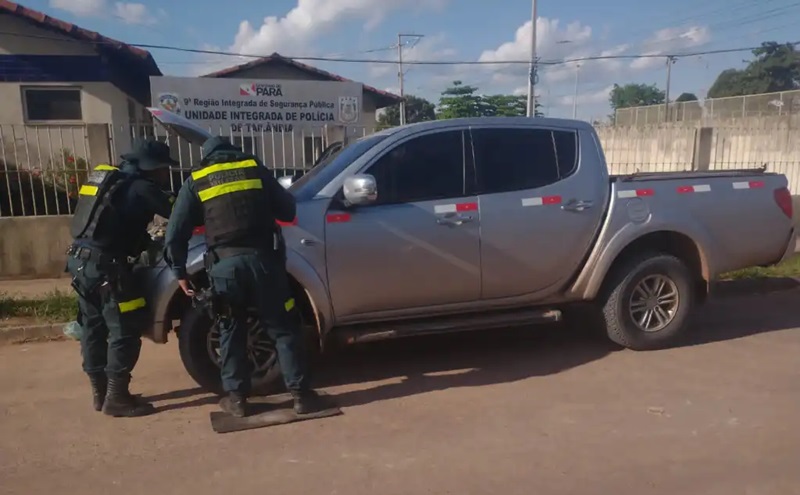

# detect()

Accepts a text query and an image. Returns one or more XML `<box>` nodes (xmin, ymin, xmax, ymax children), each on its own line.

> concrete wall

<box><xmin>595</xmin><ymin>117</ymin><xmax>800</xmax><ymax>194</ymax></box>
<box><xmin>0</xmin><ymin>216</ymin><xmax>70</xmax><ymax>279</ymax></box>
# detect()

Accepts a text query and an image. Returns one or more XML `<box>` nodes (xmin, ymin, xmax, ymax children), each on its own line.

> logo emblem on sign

<box><xmin>157</xmin><ymin>93</ymin><xmax>181</xmax><ymax>114</ymax></box>
<box><xmin>338</xmin><ymin>96</ymin><xmax>359</xmax><ymax>124</ymax></box>
<box><xmin>240</xmin><ymin>83</ymin><xmax>256</xmax><ymax>96</ymax></box>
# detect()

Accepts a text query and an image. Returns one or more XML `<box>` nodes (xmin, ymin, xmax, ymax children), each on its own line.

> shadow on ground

<box><xmin>145</xmin><ymin>288</ymin><xmax>800</xmax><ymax>411</ymax></box>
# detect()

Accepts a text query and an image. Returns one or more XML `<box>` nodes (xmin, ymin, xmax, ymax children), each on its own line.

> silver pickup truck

<box><xmin>141</xmin><ymin>108</ymin><xmax>796</xmax><ymax>395</ymax></box>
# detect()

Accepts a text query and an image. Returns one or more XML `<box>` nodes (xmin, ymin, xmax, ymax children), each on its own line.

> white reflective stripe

<box><xmin>693</xmin><ymin>184</ymin><xmax>711</xmax><ymax>192</ymax></box>
<box><xmin>521</xmin><ymin>197</ymin><xmax>544</xmax><ymax>207</ymax></box>
<box><xmin>434</xmin><ymin>204</ymin><xmax>457</xmax><ymax>214</ymax></box>
<box><xmin>617</xmin><ymin>190</ymin><xmax>637</xmax><ymax>198</ymax></box>
<box><xmin>732</xmin><ymin>181</ymin><xmax>750</xmax><ymax>189</ymax></box>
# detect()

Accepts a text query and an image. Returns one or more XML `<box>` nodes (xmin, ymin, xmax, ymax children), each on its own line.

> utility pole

<box><xmin>572</xmin><ymin>63</ymin><xmax>581</xmax><ymax>119</ymax></box>
<box><xmin>526</xmin><ymin>0</ymin><xmax>538</xmax><ymax>117</ymax></box>
<box><xmin>664</xmin><ymin>56</ymin><xmax>676</xmax><ymax>122</ymax></box>
<box><xmin>396</xmin><ymin>33</ymin><xmax>424</xmax><ymax>126</ymax></box>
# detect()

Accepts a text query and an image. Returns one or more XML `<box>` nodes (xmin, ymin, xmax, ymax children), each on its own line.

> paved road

<box><xmin>2</xmin><ymin>290</ymin><xmax>800</xmax><ymax>495</ymax></box>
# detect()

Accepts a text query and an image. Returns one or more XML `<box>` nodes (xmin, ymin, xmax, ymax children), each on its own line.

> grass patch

<box><xmin>721</xmin><ymin>253</ymin><xmax>800</xmax><ymax>280</ymax></box>
<box><xmin>0</xmin><ymin>289</ymin><xmax>77</xmax><ymax>323</ymax></box>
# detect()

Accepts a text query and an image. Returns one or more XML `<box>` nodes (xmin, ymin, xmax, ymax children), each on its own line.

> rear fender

<box><xmin>567</xmin><ymin>219</ymin><xmax>715</xmax><ymax>301</ymax></box>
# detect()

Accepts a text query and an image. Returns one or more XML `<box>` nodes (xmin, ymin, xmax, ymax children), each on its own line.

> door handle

<box><xmin>300</xmin><ymin>238</ymin><xmax>317</xmax><ymax>246</ymax></box>
<box><xmin>437</xmin><ymin>214</ymin><xmax>474</xmax><ymax>226</ymax></box>
<box><xmin>561</xmin><ymin>199</ymin><xmax>593</xmax><ymax>212</ymax></box>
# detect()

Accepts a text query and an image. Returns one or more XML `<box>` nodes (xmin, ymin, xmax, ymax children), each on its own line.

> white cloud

<box><xmin>114</xmin><ymin>3</ymin><xmax>152</xmax><ymax>25</ymax></box>
<box><xmin>630</xmin><ymin>25</ymin><xmax>711</xmax><ymax>70</ymax></box>
<box><xmin>50</xmin><ymin>0</ymin><xmax>105</xmax><ymax>16</ymax></box>
<box><xmin>49</xmin><ymin>0</ymin><xmax>157</xmax><ymax>25</ymax></box>
<box><xmin>229</xmin><ymin>0</ymin><xmax>449</xmax><ymax>57</ymax></box>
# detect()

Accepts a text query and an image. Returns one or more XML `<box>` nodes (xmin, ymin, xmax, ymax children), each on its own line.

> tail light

<box><xmin>773</xmin><ymin>187</ymin><xmax>793</xmax><ymax>219</ymax></box>
<box><xmin>192</xmin><ymin>226</ymin><xmax>206</xmax><ymax>236</ymax></box>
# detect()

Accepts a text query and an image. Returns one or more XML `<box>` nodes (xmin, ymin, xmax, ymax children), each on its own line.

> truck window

<box><xmin>471</xmin><ymin>128</ymin><xmax>578</xmax><ymax>194</ymax></box>
<box><xmin>365</xmin><ymin>130</ymin><xmax>465</xmax><ymax>205</ymax></box>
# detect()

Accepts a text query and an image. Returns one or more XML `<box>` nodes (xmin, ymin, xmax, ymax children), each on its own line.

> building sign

<box><xmin>149</xmin><ymin>76</ymin><xmax>363</xmax><ymax>133</ymax></box>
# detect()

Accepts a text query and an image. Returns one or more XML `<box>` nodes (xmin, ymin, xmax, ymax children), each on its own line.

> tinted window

<box><xmin>471</xmin><ymin>128</ymin><xmax>579</xmax><ymax>194</ymax></box>
<box><xmin>366</xmin><ymin>130</ymin><xmax>465</xmax><ymax>205</ymax></box>
<box><xmin>289</xmin><ymin>133</ymin><xmax>388</xmax><ymax>198</ymax></box>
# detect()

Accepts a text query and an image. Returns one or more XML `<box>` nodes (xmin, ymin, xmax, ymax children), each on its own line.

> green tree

<box><xmin>707</xmin><ymin>41</ymin><xmax>800</xmax><ymax>98</ymax></box>
<box><xmin>675</xmin><ymin>92</ymin><xmax>698</xmax><ymax>102</ymax></box>
<box><xmin>437</xmin><ymin>81</ymin><xmax>543</xmax><ymax>119</ymax></box>
<box><xmin>609</xmin><ymin>83</ymin><xmax>665</xmax><ymax>110</ymax></box>
<box><xmin>437</xmin><ymin>81</ymin><xmax>485</xmax><ymax>119</ymax></box>
<box><xmin>482</xmin><ymin>94</ymin><xmax>527</xmax><ymax>116</ymax></box>
<box><xmin>377</xmin><ymin>94</ymin><xmax>436</xmax><ymax>128</ymax></box>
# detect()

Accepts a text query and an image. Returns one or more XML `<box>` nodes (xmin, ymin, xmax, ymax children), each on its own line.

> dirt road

<box><xmin>2</xmin><ymin>290</ymin><xmax>800</xmax><ymax>495</ymax></box>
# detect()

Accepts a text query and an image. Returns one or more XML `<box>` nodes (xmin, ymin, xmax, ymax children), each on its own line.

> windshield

<box><xmin>288</xmin><ymin>133</ymin><xmax>389</xmax><ymax>196</ymax></box>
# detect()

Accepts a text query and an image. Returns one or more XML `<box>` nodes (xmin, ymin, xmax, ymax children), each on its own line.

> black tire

<box><xmin>177</xmin><ymin>306</ymin><xmax>283</xmax><ymax>396</ymax></box>
<box><xmin>599</xmin><ymin>253</ymin><xmax>696</xmax><ymax>351</ymax></box>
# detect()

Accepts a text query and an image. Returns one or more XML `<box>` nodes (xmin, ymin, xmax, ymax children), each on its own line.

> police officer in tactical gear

<box><xmin>164</xmin><ymin>136</ymin><xmax>331</xmax><ymax>418</ymax></box>
<box><xmin>67</xmin><ymin>139</ymin><xmax>177</xmax><ymax>417</ymax></box>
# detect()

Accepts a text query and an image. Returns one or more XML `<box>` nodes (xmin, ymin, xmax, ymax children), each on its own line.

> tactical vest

<box><xmin>191</xmin><ymin>154</ymin><xmax>269</xmax><ymax>249</ymax></box>
<box><xmin>70</xmin><ymin>164</ymin><xmax>130</xmax><ymax>240</ymax></box>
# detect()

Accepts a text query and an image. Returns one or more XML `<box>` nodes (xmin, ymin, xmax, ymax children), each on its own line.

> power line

<box><xmin>0</xmin><ymin>30</ymin><xmax>795</xmax><ymax>67</ymax></box>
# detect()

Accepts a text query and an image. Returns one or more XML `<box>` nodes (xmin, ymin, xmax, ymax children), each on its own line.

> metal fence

<box><xmin>1</xmin><ymin>121</ymin><xmax>378</xmax><ymax>217</ymax></box>
<box><xmin>614</xmin><ymin>89</ymin><xmax>800</xmax><ymax>126</ymax></box>
<box><xmin>3</xmin><ymin>120</ymin><xmax>800</xmax><ymax>217</ymax></box>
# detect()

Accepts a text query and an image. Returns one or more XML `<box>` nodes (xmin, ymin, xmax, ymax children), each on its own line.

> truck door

<box><xmin>325</xmin><ymin>129</ymin><xmax>482</xmax><ymax>318</ymax></box>
<box><xmin>470</xmin><ymin>126</ymin><xmax>606</xmax><ymax>299</ymax></box>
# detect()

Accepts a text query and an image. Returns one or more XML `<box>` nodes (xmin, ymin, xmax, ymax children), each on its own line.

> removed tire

<box><xmin>600</xmin><ymin>253</ymin><xmax>696</xmax><ymax>350</ymax></box>
<box><xmin>178</xmin><ymin>306</ymin><xmax>283</xmax><ymax>396</ymax></box>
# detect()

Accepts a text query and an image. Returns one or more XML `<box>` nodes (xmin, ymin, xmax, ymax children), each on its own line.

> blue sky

<box><xmin>28</xmin><ymin>0</ymin><xmax>800</xmax><ymax>120</ymax></box>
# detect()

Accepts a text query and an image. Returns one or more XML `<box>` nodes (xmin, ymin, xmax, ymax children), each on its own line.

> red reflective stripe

<box><xmin>676</xmin><ymin>186</ymin><xmax>693</xmax><ymax>194</ymax></box>
<box><xmin>192</xmin><ymin>226</ymin><xmax>205</xmax><ymax>235</ymax></box>
<box><xmin>456</xmin><ymin>202</ymin><xmax>478</xmax><ymax>212</ymax></box>
<box><xmin>276</xmin><ymin>217</ymin><xmax>297</xmax><ymax>227</ymax></box>
<box><xmin>326</xmin><ymin>213</ymin><xmax>351</xmax><ymax>223</ymax></box>
<box><xmin>749</xmin><ymin>181</ymin><xmax>765</xmax><ymax>188</ymax></box>
<box><xmin>543</xmin><ymin>195</ymin><xmax>562</xmax><ymax>204</ymax></box>
<box><xmin>636</xmin><ymin>189</ymin><xmax>654</xmax><ymax>196</ymax></box>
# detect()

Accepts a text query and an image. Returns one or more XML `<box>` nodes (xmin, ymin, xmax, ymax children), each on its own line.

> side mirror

<box><xmin>277</xmin><ymin>175</ymin><xmax>294</xmax><ymax>189</ymax></box>
<box><xmin>343</xmin><ymin>174</ymin><xmax>378</xmax><ymax>206</ymax></box>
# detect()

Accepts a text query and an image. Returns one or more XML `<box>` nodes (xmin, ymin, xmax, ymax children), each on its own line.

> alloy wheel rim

<box><xmin>207</xmin><ymin>316</ymin><xmax>277</xmax><ymax>376</ymax></box>
<box><xmin>628</xmin><ymin>274</ymin><xmax>680</xmax><ymax>333</ymax></box>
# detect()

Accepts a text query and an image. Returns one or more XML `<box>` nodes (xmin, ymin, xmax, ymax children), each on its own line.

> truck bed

<box><xmin>611</xmin><ymin>166</ymin><xmax>771</xmax><ymax>183</ymax></box>
<box><xmin>604</xmin><ymin>167</ymin><xmax>793</xmax><ymax>277</ymax></box>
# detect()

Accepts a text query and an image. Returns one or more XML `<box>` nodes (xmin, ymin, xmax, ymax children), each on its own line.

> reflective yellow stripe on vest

<box><xmin>118</xmin><ymin>297</ymin><xmax>146</xmax><ymax>313</ymax></box>
<box><xmin>79</xmin><ymin>185</ymin><xmax>98</xmax><ymax>196</ymax></box>
<box><xmin>79</xmin><ymin>165</ymin><xmax>119</xmax><ymax>196</ymax></box>
<box><xmin>192</xmin><ymin>159</ymin><xmax>263</xmax><ymax>202</ymax></box>
<box><xmin>191</xmin><ymin>159</ymin><xmax>258</xmax><ymax>180</ymax></box>
<box><xmin>284</xmin><ymin>298</ymin><xmax>295</xmax><ymax>312</ymax></box>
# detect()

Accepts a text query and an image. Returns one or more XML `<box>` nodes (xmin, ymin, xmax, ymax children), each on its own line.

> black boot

<box><xmin>292</xmin><ymin>389</ymin><xmax>335</xmax><ymax>415</ymax></box>
<box><xmin>88</xmin><ymin>373</ymin><xmax>107</xmax><ymax>411</ymax></box>
<box><xmin>102</xmin><ymin>374</ymin><xmax>155</xmax><ymax>418</ymax></box>
<box><xmin>219</xmin><ymin>392</ymin><xmax>248</xmax><ymax>418</ymax></box>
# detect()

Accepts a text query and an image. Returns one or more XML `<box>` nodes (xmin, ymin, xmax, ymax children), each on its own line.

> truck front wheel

<box><xmin>177</xmin><ymin>306</ymin><xmax>284</xmax><ymax>396</ymax></box>
<box><xmin>600</xmin><ymin>253</ymin><xmax>696</xmax><ymax>350</ymax></box>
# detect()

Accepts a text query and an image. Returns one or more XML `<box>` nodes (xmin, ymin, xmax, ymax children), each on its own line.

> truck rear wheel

<box><xmin>600</xmin><ymin>253</ymin><xmax>696</xmax><ymax>350</ymax></box>
<box><xmin>177</xmin><ymin>306</ymin><xmax>284</xmax><ymax>396</ymax></box>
